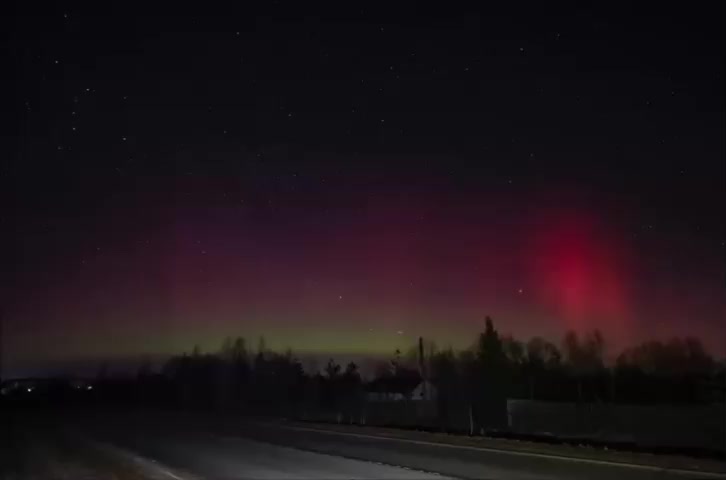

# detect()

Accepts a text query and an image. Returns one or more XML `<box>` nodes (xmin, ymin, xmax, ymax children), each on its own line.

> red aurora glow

<box><xmin>529</xmin><ymin>209</ymin><xmax>632</xmax><ymax>336</ymax></box>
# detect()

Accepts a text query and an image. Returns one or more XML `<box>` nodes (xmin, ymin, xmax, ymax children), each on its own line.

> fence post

<box><xmin>469</xmin><ymin>403</ymin><xmax>474</xmax><ymax>435</ymax></box>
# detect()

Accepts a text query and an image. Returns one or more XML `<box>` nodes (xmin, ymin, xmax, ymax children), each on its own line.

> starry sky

<box><xmin>5</xmin><ymin>3</ymin><xmax>725</xmax><ymax>376</ymax></box>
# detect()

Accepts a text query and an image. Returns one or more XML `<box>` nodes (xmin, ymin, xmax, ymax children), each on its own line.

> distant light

<box><xmin>87</xmin><ymin>385</ymin><xmax>93</xmax><ymax>390</ymax></box>
<box><xmin>27</xmin><ymin>387</ymin><xmax>33</xmax><ymax>393</ymax></box>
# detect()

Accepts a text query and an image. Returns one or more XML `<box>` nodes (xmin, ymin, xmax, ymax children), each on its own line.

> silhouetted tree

<box><xmin>320</xmin><ymin>358</ymin><xmax>342</xmax><ymax>411</ymax></box>
<box><xmin>502</xmin><ymin>335</ymin><xmax>525</xmax><ymax>365</ymax></box>
<box><xmin>562</xmin><ymin>330</ymin><xmax>606</xmax><ymax>401</ymax></box>
<box><xmin>472</xmin><ymin>317</ymin><xmax>508</xmax><ymax>430</ymax></box>
<box><xmin>325</xmin><ymin>358</ymin><xmax>341</xmax><ymax>379</ymax></box>
<box><xmin>431</xmin><ymin>347</ymin><xmax>459</xmax><ymax>430</ymax></box>
<box><xmin>343</xmin><ymin>361</ymin><xmax>359</xmax><ymax>380</ymax></box>
<box><xmin>523</xmin><ymin>337</ymin><xmax>562</xmax><ymax>400</ymax></box>
<box><xmin>457</xmin><ymin>349</ymin><xmax>478</xmax><ymax>434</ymax></box>
<box><xmin>341</xmin><ymin>362</ymin><xmax>363</xmax><ymax>421</ymax></box>
<box><xmin>615</xmin><ymin>337</ymin><xmax>716</xmax><ymax>403</ymax></box>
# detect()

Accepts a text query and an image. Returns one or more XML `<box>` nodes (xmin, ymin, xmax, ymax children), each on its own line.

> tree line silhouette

<box><xmin>89</xmin><ymin>317</ymin><xmax>724</xmax><ymax>431</ymax></box>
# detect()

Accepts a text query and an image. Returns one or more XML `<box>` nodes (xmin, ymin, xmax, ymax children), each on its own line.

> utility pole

<box><xmin>418</xmin><ymin>336</ymin><xmax>426</xmax><ymax>399</ymax></box>
<box><xmin>0</xmin><ymin>308</ymin><xmax>3</xmax><ymax>386</ymax></box>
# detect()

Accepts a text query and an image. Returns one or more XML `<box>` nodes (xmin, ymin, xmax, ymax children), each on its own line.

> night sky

<box><xmin>5</xmin><ymin>3</ymin><xmax>725</xmax><ymax>376</ymax></box>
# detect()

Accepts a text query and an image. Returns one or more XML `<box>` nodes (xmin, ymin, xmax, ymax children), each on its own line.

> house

<box><xmin>410</xmin><ymin>380</ymin><xmax>437</xmax><ymax>401</ymax></box>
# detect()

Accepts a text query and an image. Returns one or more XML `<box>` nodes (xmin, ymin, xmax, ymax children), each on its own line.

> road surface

<box><xmin>77</xmin><ymin>411</ymin><xmax>726</xmax><ymax>480</ymax></box>
<box><xmin>4</xmin><ymin>410</ymin><xmax>725</xmax><ymax>479</ymax></box>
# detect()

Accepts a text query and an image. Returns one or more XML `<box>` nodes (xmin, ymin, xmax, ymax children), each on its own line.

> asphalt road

<box><xmin>76</xmin><ymin>412</ymin><xmax>726</xmax><ymax>480</ymax></box>
<box><xmin>98</xmin><ymin>428</ymin><xmax>451</xmax><ymax>480</ymax></box>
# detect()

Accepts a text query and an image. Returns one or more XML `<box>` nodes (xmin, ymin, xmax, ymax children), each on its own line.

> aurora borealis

<box><xmin>5</xmin><ymin>4</ymin><xmax>725</xmax><ymax>376</ymax></box>
<box><xmin>7</xmin><ymin>169</ymin><xmax>724</xmax><ymax>375</ymax></box>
